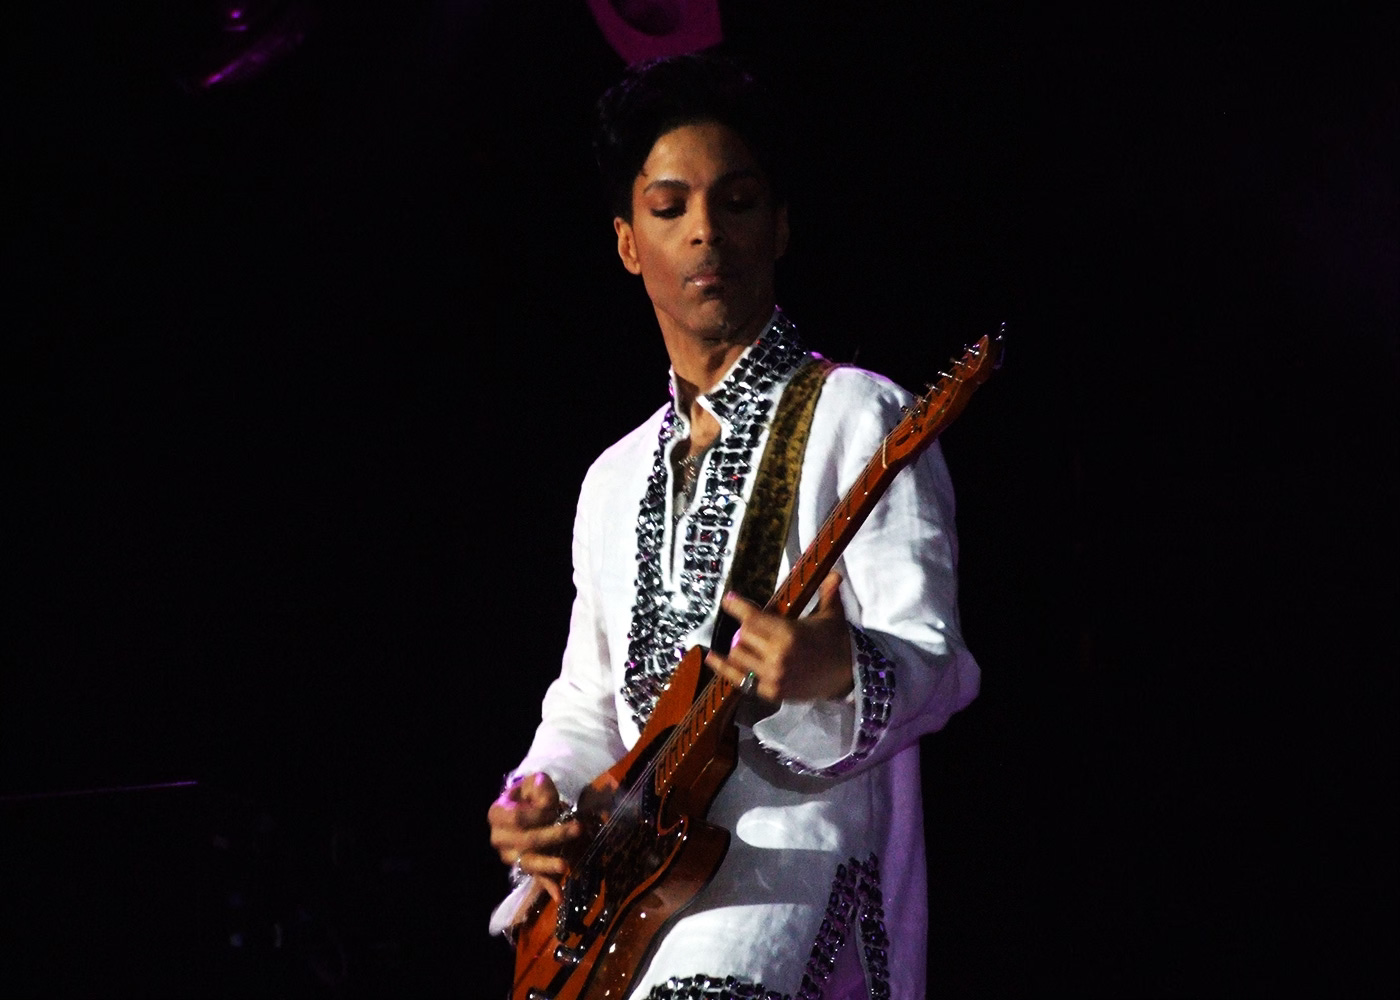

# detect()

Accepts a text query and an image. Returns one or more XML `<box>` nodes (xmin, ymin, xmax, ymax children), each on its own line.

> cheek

<box><xmin>636</xmin><ymin>262</ymin><xmax>670</xmax><ymax>302</ymax></box>
<box><xmin>638</xmin><ymin>246</ymin><xmax>681</xmax><ymax>287</ymax></box>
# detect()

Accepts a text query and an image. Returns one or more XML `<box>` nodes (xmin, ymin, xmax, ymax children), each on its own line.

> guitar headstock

<box><xmin>884</xmin><ymin>324</ymin><xmax>1004</xmax><ymax>466</ymax></box>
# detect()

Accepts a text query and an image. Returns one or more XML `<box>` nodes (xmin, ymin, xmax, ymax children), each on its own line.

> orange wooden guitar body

<box><xmin>511</xmin><ymin>645</ymin><xmax>741</xmax><ymax>1000</ymax></box>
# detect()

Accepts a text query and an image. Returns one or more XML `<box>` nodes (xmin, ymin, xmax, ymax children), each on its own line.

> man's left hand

<box><xmin>705</xmin><ymin>572</ymin><xmax>854</xmax><ymax>703</ymax></box>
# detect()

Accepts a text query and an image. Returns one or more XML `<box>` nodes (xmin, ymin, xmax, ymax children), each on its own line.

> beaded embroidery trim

<box><xmin>770</xmin><ymin>626</ymin><xmax>896</xmax><ymax>777</ymax></box>
<box><xmin>622</xmin><ymin>313</ymin><xmax>808</xmax><ymax>729</ymax></box>
<box><xmin>854</xmin><ymin>854</ymin><xmax>892</xmax><ymax>1000</ymax></box>
<box><xmin>642</xmin><ymin>975</ymin><xmax>789</xmax><ymax>1000</ymax></box>
<box><xmin>795</xmin><ymin>853</ymin><xmax>890</xmax><ymax>1000</ymax></box>
<box><xmin>647</xmin><ymin>853</ymin><xmax>891</xmax><ymax>1000</ymax></box>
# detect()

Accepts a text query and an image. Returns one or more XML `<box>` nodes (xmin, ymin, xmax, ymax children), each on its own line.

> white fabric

<box><xmin>492</xmin><ymin>328</ymin><xmax>979</xmax><ymax>999</ymax></box>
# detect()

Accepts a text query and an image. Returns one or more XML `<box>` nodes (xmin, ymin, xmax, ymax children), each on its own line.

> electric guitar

<box><xmin>511</xmin><ymin>328</ymin><xmax>1004</xmax><ymax>1000</ymax></box>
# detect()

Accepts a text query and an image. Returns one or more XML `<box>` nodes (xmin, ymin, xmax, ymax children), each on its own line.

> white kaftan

<box><xmin>492</xmin><ymin>312</ymin><xmax>979</xmax><ymax>1000</ymax></box>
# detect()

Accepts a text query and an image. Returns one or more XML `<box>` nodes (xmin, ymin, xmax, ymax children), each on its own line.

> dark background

<box><xmin>6</xmin><ymin>2</ymin><xmax>1396</xmax><ymax>996</ymax></box>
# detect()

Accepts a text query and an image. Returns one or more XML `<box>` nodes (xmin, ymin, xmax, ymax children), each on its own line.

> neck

<box><xmin>670</xmin><ymin>351</ymin><xmax>740</xmax><ymax>418</ymax></box>
<box><xmin>663</xmin><ymin>309</ymin><xmax>774</xmax><ymax>417</ymax></box>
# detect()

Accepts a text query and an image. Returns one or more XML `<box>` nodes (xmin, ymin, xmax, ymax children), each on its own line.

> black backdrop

<box><xmin>7</xmin><ymin>3</ymin><xmax>1397</xmax><ymax>996</ymax></box>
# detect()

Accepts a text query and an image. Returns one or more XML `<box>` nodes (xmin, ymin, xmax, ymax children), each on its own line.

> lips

<box><xmin>686</xmin><ymin>258</ymin><xmax>731</xmax><ymax>288</ymax></box>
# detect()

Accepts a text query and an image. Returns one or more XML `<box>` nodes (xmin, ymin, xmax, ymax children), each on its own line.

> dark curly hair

<box><xmin>593</xmin><ymin>51</ymin><xmax>788</xmax><ymax>222</ymax></box>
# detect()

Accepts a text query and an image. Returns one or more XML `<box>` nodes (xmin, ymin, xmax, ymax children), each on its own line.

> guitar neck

<box><xmin>657</xmin><ymin>332</ymin><xmax>1001</xmax><ymax>792</ymax></box>
<box><xmin>658</xmin><ymin>405</ymin><xmax>921</xmax><ymax>793</ymax></box>
<box><xmin>766</xmin><ymin>441</ymin><xmax>903</xmax><ymax>621</ymax></box>
<box><xmin>768</xmin><ymin>334</ymin><xmax>997</xmax><ymax>621</ymax></box>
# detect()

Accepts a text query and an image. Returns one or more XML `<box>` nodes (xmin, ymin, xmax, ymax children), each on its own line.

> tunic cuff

<box><xmin>488</xmin><ymin>879</ymin><xmax>535</xmax><ymax>938</ymax></box>
<box><xmin>751</xmin><ymin>624</ymin><xmax>896</xmax><ymax>776</ymax></box>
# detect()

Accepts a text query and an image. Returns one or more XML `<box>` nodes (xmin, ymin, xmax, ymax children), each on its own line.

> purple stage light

<box><xmin>184</xmin><ymin>1</ymin><xmax>316</xmax><ymax>91</ymax></box>
<box><xmin>0</xmin><ymin>779</ymin><xmax>199</xmax><ymax>802</ymax></box>
<box><xmin>585</xmin><ymin>0</ymin><xmax>722</xmax><ymax>65</ymax></box>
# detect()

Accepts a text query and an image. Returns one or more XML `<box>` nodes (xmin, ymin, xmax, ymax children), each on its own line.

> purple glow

<box><xmin>200</xmin><ymin>5</ymin><xmax>314</xmax><ymax>89</ymax></box>
<box><xmin>585</xmin><ymin>0</ymin><xmax>722</xmax><ymax>64</ymax></box>
<box><xmin>0</xmin><ymin>779</ymin><xmax>199</xmax><ymax>802</ymax></box>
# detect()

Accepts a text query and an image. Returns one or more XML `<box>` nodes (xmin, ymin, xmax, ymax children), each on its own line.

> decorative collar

<box><xmin>622</xmin><ymin>307</ymin><xmax>808</xmax><ymax>729</ymax></box>
<box><xmin>665</xmin><ymin>309</ymin><xmax>805</xmax><ymax>438</ymax></box>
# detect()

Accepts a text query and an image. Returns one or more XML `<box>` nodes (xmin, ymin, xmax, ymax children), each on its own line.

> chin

<box><xmin>693</xmin><ymin>300</ymin><xmax>760</xmax><ymax>341</ymax></box>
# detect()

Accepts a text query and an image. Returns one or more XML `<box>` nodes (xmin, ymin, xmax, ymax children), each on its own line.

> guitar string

<box><xmin>572</xmin><ymin>672</ymin><xmax>735</xmax><ymax>876</ymax></box>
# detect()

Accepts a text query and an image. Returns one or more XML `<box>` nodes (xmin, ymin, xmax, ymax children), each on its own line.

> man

<box><xmin>488</xmin><ymin>53</ymin><xmax>979</xmax><ymax>999</ymax></box>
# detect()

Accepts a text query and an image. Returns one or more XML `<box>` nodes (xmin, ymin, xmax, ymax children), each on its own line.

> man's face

<box><xmin>614</xmin><ymin>121</ymin><xmax>788</xmax><ymax>347</ymax></box>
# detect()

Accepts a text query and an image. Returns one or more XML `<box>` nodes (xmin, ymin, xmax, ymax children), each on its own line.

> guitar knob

<box><xmin>554</xmin><ymin>944</ymin><xmax>585</xmax><ymax>966</ymax></box>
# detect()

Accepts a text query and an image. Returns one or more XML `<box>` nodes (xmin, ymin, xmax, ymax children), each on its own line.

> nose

<box><xmin>689</xmin><ymin>197</ymin><xmax>726</xmax><ymax>246</ymax></box>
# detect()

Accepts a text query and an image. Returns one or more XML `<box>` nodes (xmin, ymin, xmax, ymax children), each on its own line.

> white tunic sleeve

<box><xmin>508</xmin><ymin>458</ymin><xmax>630</xmax><ymax>807</ymax></box>
<box><xmin>751</xmin><ymin>367</ymin><xmax>981</xmax><ymax>775</ymax></box>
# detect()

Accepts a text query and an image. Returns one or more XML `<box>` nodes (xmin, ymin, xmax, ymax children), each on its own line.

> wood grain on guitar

<box><xmin>511</xmin><ymin>329</ymin><xmax>1003</xmax><ymax>1000</ymax></box>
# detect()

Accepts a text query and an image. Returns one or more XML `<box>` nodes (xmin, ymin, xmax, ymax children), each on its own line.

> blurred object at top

<box><xmin>585</xmin><ymin>0</ymin><xmax>722</xmax><ymax>65</ymax></box>
<box><xmin>183</xmin><ymin>1</ymin><xmax>318</xmax><ymax>91</ymax></box>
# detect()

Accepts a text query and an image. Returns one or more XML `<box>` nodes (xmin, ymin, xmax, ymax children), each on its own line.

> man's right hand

<box><xmin>487</xmin><ymin>771</ymin><xmax>583</xmax><ymax>903</ymax></box>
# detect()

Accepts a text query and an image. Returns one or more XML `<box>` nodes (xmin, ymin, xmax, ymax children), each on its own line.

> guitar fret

<box><xmin>656</xmin><ymin>680</ymin><xmax>740</xmax><ymax>798</ymax></box>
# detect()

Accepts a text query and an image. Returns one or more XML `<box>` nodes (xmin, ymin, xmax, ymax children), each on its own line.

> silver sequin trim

<box><xmin>795</xmin><ymin>853</ymin><xmax>890</xmax><ymax>1000</ymax></box>
<box><xmin>643</xmin><ymin>975</ymin><xmax>789</xmax><ymax>1000</ymax></box>
<box><xmin>773</xmin><ymin>625</ymin><xmax>896</xmax><ymax>777</ymax></box>
<box><xmin>622</xmin><ymin>313</ymin><xmax>808</xmax><ymax>729</ymax></box>
<box><xmin>636</xmin><ymin>859</ymin><xmax>889</xmax><ymax>1000</ymax></box>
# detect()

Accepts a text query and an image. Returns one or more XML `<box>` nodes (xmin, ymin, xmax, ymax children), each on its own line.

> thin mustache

<box><xmin>686</xmin><ymin>256</ymin><xmax>730</xmax><ymax>281</ymax></box>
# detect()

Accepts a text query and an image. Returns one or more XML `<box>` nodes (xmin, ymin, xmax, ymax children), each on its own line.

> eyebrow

<box><xmin>641</xmin><ymin>168</ymin><xmax>763</xmax><ymax>195</ymax></box>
